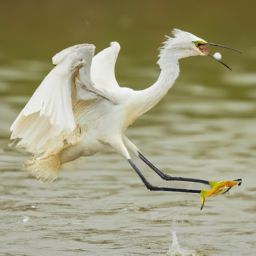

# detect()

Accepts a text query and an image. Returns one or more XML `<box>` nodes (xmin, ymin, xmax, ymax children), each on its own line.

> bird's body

<box><xmin>10</xmin><ymin>29</ymin><xmax>241</xmax><ymax>209</ymax></box>
<box><xmin>11</xmin><ymin>31</ymin><xmax>184</xmax><ymax>180</ymax></box>
<box><xmin>25</xmin><ymin>57</ymin><xmax>177</xmax><ymax>180</ymax></box>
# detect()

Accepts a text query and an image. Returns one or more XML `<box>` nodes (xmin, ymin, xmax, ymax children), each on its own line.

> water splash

<box><xmin>166</xmin><ymin>231</ymin><xmax>196</xmax><ymax>256</ymax></box>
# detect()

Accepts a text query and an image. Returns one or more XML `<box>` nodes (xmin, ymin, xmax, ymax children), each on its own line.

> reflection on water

<box><xmin>0</xmin><ymin>1</ymin><xmax>256</xmax><ymax>256</ymax></box>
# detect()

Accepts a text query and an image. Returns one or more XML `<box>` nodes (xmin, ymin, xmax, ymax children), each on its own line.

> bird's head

<box><xmin>159</xmin><ymin>29</ymin><xmax>241</xmax><ymax>70</ymax></box>
<box><xmin>164</xmin><ymin>29</ymin><xmax>209</xmax><ymax>58</ymax></box>
<box><xmin>162</xmin><ymin>29</ymin><xmax>209</xmax><ymax>59</ymax></box>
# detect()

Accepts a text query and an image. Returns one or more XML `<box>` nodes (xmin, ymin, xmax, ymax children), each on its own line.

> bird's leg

<box><xmin>111</xmin><ymin>137</ymin><xmax>200</xmax><ymax>194</ymax></box>
<box><xmin>136</xmin><ymin>151</ymin><xmax>242</xmax><ymax>210</ymax></box>
<box><xmin>128</xmin><ymin>159</ymin><xmax>201</xmax><ymax>194</ymax></box>
<box><xmin>123</xmin><ymin>136</ymin><xmax>209</xmax><ymax>185</ymax></box>
<box><xmin>112</xmin><ymin>138</ymin><xmax>241</xmax><ymax>209</ymax></box>
<box><xmin>138</xmin><ymin>152</ymin><xmax>210</xmax><ymax>185</ymax></box>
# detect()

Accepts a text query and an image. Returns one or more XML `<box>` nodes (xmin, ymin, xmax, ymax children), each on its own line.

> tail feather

<box><xmin>25</xmin><ymin>154</ymin><xmax>61</xmax><ymax>182</ymax></box>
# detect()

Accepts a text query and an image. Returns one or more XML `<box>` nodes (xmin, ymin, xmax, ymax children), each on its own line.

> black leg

<box><xmin>138</xmin><ymin>152</ymin><xmax>209</xmax><ymax>185</ymax></box>
<box><xmin>128</xmin><ymin>159</ymin><xmax>201</xmax><ymax>194</ymax></box>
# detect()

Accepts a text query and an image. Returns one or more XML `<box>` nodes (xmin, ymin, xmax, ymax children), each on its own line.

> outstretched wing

<box><xmin>91</xmin><ymin>41</ymin><xmax>120</xmax><ymax>90</ymax></box>
<box><xmin>10</xmin><ymin>44</ymin><xmax>109</xmax><ymax>154</ymax></box>
<box><xmin>76</xmin><ymin>41</ymin><xmax>121</xmax><ymax>104</ymax></box>
<box><xmin>10</xmin><ymin>64</ymin><xmax>77</xmax><ymax>154</ymax></box>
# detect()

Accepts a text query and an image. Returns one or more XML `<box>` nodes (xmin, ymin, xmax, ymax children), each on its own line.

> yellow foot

<box><xmin>200</xmin><ymin>179</ymin><xmax>242</xmax><ymax>210</ymax></box>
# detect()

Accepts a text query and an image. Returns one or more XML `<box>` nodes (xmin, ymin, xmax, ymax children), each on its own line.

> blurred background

<box><xmin>0</xmin><ymin>1</ymin><xmax>255</xmax><ymax>255</ymax></box>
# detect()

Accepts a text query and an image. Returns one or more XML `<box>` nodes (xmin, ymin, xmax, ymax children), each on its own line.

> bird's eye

<box><xmin>194</xmin><ymin>41</ymin><xmax>209</xmax><ymax>55</ymax></box>
<box><xmin>79</xmin><ymin>58</ymin><xmax>83</xmax><ymax>62</ymax></box>
<box><xmin>193</xmin><ymin>41</ymin><xmax>199</xmax><ymax>47</ymax></box>
<box><xmin>193</xmin><ymin>40</ymin><xmax>207</xmax><ymax>48</ymax></box>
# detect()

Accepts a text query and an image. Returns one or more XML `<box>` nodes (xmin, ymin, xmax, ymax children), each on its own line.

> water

<box><xmin>0</xmin><ymin>1</ymin><xmax>256</xmax><ymax>255</ymax></box>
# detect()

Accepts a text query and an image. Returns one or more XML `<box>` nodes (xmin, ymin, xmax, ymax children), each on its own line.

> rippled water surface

<box><xmin>0</xmin><ymin>1</ymin><xmax>256</xmax><ymax>255</ymax></box>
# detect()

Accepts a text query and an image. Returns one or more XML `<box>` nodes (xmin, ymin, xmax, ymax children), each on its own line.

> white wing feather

<box><xmin>10</xmin><ymin>42</ymin><xmax>121</xmax><ymax>154</ymax></box>
<box><xmin>52</xmin><ymin>44</ymin><xmax>87</xmax><ymax>65</ymax></box>
<box><xmin>10</xmin><ymin>64</ymin><xmax>76</xmax><ymax>153</ymax></box>
<box><xmin>10</xmin><ymin>44</ymin><xmax>95</xmax><ymax>154</ymax></box>
<box><xmin>91</xmin><ymin>41</ymin><xmax>120</xmax><ymax>90</ymax></box>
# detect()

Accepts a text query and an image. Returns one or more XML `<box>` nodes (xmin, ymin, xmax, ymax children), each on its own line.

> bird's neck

<box><xmin>127</xmin><ymin>51</ymin><xmax>180</xmax><ymax>124</ymax></box>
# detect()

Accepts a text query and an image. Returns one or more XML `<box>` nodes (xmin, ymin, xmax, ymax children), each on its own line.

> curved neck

<box><xmin>130</xmin><ymin>51</ymin><xmax>180</xmax><ymax>121</ymax></box>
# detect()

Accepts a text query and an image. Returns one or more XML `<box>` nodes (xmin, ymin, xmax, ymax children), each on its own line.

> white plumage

<box><xmin>11</xmin><ymin>45</ymin><xmax>93</xmax><ymax>152</ymax></box>
<box><xmin>9</xmin><ymin>28</ymin><xmax>242</xmax><ymax>210</ymax></box>
<box><xmin>9</xmin><ymin>29</ymin><xmax>213</xmax><ymax>182</ymax></box>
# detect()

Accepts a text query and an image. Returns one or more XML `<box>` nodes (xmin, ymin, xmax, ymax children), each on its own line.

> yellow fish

<box><xmin>200</xmin><ymin>179</ymin><xmax>242</xmax><ymax>210</ymax></box>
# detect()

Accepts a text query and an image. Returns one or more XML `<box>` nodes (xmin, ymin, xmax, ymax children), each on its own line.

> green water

<box><xmin>0</xmin><ymin>1</ymin><xmax>256</xmax><ymax>255</ymax></box>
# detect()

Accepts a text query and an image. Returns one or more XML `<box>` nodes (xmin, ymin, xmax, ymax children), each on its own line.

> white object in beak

<box><xmin>213</xmin><ymin>52</ymin><xmax>222</xmax><ymax>61</ymax></box>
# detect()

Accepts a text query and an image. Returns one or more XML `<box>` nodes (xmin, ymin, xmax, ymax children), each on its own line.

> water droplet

<box><xmin>22</xmin><ymin>216</ymin><xmax>30</xmax><ymax>223</ymax></box>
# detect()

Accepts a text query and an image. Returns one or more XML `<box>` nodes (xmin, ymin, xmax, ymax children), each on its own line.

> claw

<box><xmin>200</xmin><ymin>179</ymin><xmax>242</xmax><ymax>210</ymax></box>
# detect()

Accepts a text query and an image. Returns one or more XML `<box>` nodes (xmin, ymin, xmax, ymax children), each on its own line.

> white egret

<box><xmin>10</xmin><ymin>29</ymin><xmax>241</xmax><ymax>209</ymax></box>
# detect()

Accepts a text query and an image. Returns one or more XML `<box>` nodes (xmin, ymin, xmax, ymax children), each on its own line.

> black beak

<box><xmin>207</xmin><ymin>42</ymin><xmax>242</xmax><ymax>71</ymax></box>
<box><xmin>208</xmin><ymin>42</ymin><xmax>242</xmax><ymax>54</ymax></box>
<box><xmin>208</xmin><ymin>54</ymin><xmax>232</xmax><ymax>71</ymax></box>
